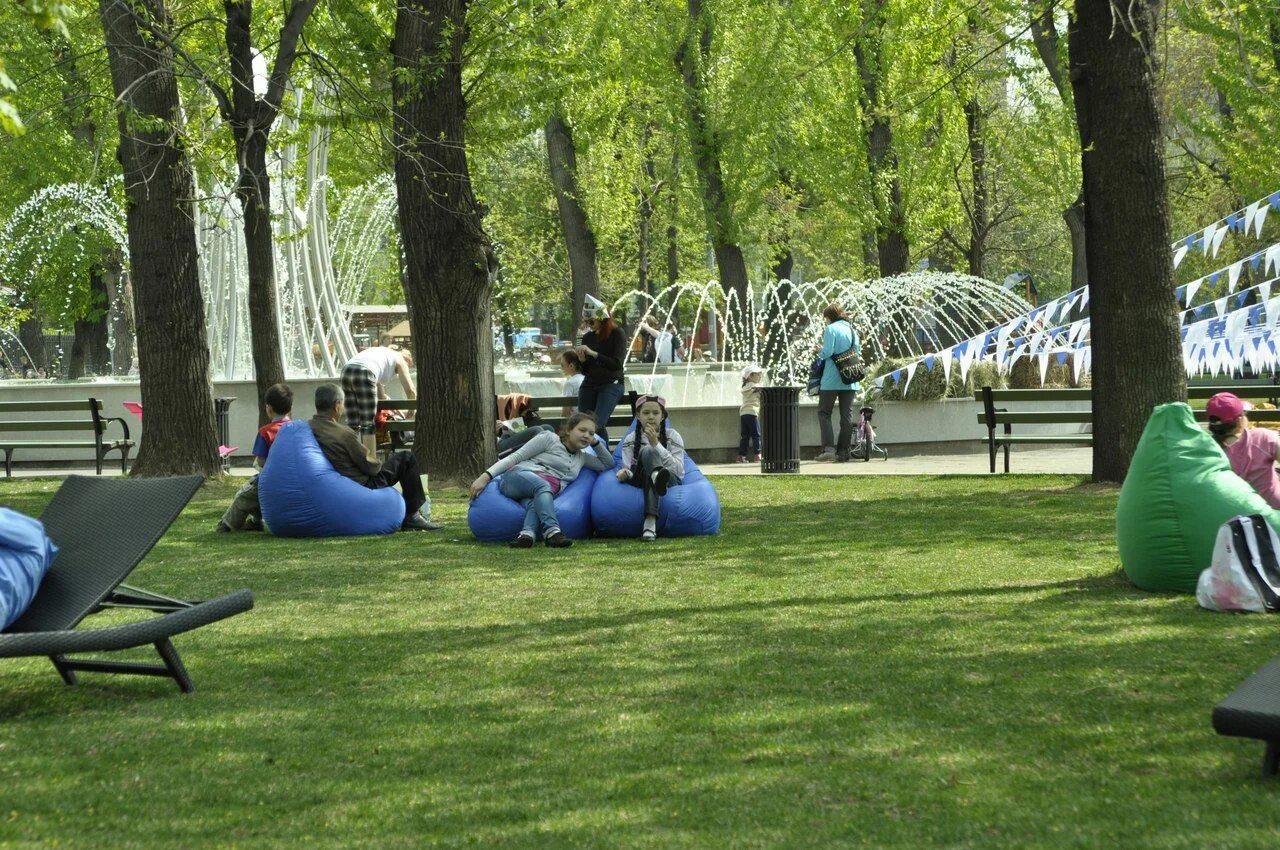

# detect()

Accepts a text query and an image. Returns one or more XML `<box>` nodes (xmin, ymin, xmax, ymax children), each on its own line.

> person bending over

<box><xmin>308</xmin><ymin>383</ymin><xmax>441</xmax><ymax>531</ymax></box>
<box><xmin>217</xmin><ymin>382</ymin><xmax>293</xmax><ymax>532</ymax></box>
<box><xmin>342</xmin><ymin>334</ymin><xmax>416</xmax><ymax>455</ymax></box>
<box><xmin>469</xmin><ymin>411</ymin><xmax>615</xmax><ymax>549</ymax></box>
<box><xmin>616</xmin><ymin>395</ymin><xmax>686</xmax><ymax>541</ymax></box>
<box><xmin>1208</xmin><ymin>391</ymin><xmax>1280</xmax><ymax>509</ymax></box>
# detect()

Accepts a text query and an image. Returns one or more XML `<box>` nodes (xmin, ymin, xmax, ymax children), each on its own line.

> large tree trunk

<box><xmin>99</xmin><ymin>0</ymin><xmax>219</xmax><ymax>477</ymax></box>
<box><xmin>637</xmin><ymin>123</ymin><xmax>659</xmax><ymax>297</ymax></box>
<box><xmin>392</xmin><ymin>0</ymin><xmax>496</xmax><ymax>483</ymax></box>
<box><xmin>107</xmin><ymin>255</ymin><xmax>135</xmax><ymax>374</ymax></box>
<box><xmin>1063</xmin><ymin>192</ymin><xmax>1087</xmax><ymax>291</ymax></box>
<box><xmin>1069</xmin><ymin>0</ymin><xmax>1184</xmax><ymax>483</ymax></box>
<box><xmin>963</xmin><ymin>94</ymin><xmax>988</xmax><ymax>278</ymax></box>
<box><xmin>855</xmin><ymin>0</ymin><xmax>909</xmax><ymax>277</ymax></box>
<box><xmin>18</xmin><ymin>311</ymin><xmax>46</xmax><ymax>372</ymax></box>
<box><xmin>677</xmin><ymin>0</ymin><xmax>750</xmax><ymax>311</ymax></box>
<box><xmin>545</xmin><ymin>113</ymin><xmax>600</xmax><ymax>328</ymax></box>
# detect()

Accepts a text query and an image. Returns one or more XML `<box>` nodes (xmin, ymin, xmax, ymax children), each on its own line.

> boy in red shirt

<box><xmin>216</xmin><ymin>384</ymin><xmax>293</xmax><ymax>532</ymax></box>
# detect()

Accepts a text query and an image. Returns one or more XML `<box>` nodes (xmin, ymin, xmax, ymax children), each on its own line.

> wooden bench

<box><xmin>977</xmin><ymin>384</ymin><xmax>1280</xmax><ymax>473</ymax></box>
<box><xmin>376</xmin><ymin>391</ymin><xmax>640</xmax><ymax>452</ymax></box>
<box><xmin>0</xmin><ymin>398</ymin><xmax>135</xmax><ymax>478</ymax></box>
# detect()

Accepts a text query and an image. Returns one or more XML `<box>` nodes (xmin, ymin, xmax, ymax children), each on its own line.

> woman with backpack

<box><xmin>814</xmin><ymin>303</ymin><xmax>861</xmax><ymax>462</ymax></box>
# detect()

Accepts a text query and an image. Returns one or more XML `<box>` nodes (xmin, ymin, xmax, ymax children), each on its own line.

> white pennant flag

<box><xmin>940</xmin><ymin>347</ymin><xmax>953</xmax><ymax>385</ymax></box>
<box><xmin>1173</xmin><ymin>244</ymin><xmax>1189</xmax><ymax>269</ymax></box>
<box><xmin>902</xmin><ymin>362</ymin><xmax>918</xmax><ymax>396</ymax></box>
<box><xmin>1245</xmin><ymin>202</ymin><xmax>1261</xmax><ymax>234</ymax></box>
<box><xmin>1072</xmin><ymin>350</ymin><xmax>1084</xmax><ymax>384</ymax></box>
<box><xmin>1203</xmin><ymin>224</ymin><xmax>1218</xmax><ymax>255</ymax></box>
<box><xmin>1228</xmin><ymin>262</ymin><xmax>1244</xmax><ymax>292</ymax></box>
<box><xmin>1038</xmin><ymin>351</ymin><xmax>1050</xmax><ymax>385</ymax></box>
<box><xmin>1266</xmin><ymin>296</ymin><xmax>1280</xmax><ymax>330</ymax></box>
<box><xmin>959</xmin><ymin>343</ymin><xmax>975</xmax><ymax>383</ymax></box>
<box><xmin>1215</xmin><ymin>297</ymin><xmax>1229</xmax><ymax>317</ymax></box>
<box><xmin>1260</xmin><ymin>280</ymin><xmax>1273</xmax><ymax>305</ymax></box>
<box><xmin>1266</xmin><ymin>245</ymin><xmax>1280</xmax><ymax>277</ymax></box>
<box><xmin>1185</xmin><ymin>278</ymin><xmax>1203</xmax><ymax>305</ymax></box>
<box><xmin>1256</xmin><ymin>204</ymin><xmax>1270</xmax><ymax>239</ymax></box>
<box><xmin>1212</xmin><ymin>225</ymin><xmax>1229</xmax><ymax>257</ymax></box>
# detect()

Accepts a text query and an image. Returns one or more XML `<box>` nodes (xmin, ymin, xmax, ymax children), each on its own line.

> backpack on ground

<box><xmin>1196</xmin><ymin>515</ymin><xmax>1280</xmax><ymax>613</ymax></box>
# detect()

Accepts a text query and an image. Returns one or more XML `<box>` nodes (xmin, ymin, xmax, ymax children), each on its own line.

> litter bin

<box><xmin>759</xmin><ymin>386</ymin><xmax>800</xmax><ymax>473</ymax></box>
<box><xmin>214</xmin><ymin>397</ymin><xmax>236</xmax><ymax>473</ymax></box>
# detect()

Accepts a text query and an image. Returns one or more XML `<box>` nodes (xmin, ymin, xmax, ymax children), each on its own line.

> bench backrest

<box><xmin>0</xmin><ymin>399</ymin><xmax>111</xmax><ymax>435</ymax></box>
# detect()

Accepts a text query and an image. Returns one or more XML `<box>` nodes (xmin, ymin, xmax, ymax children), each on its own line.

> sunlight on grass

<box><xmin>1</xmin><ymin>474</ymin><xmax>1277</xmax><ymax>847</ymax></box>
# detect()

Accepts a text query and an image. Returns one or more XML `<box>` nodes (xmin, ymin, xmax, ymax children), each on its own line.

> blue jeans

<box><xmin>738</xmin><ymin>414</ymin><xmax>760</xmax><ymax>456</ymax></box>
<box><xmin>578</xmin><ymin>380</ymin><xmax>626</xmax><ymax>444</ymax></box>
<box><xmin>499</xmin><ymin>468</ymin><xmax>560</xmax><ymax>538</ymax></box>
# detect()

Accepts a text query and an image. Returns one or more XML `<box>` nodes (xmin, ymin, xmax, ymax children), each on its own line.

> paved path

<box><xmin>701</xmin><ymin>446</ymin><xmax>1092</xmax><ymax>476</ymax></box>
<box><xmin>5</xmin><ymin>447</ymin><xmax>1093</xmax><ymax>480</ymax></box>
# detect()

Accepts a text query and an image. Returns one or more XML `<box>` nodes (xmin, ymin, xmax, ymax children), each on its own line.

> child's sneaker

<box><xmin>754</xmin><ymin>454</ymin><xmax>763</xmax><ymax>462</ymax></box>
<box><xmin>736</xmin><ymin>455</ymin><xmax>748</xmax><ymax>463</ymax></box>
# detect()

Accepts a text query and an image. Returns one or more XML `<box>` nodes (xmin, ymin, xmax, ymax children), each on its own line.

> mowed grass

<box><xmin>1</xmin><ymin>474</ymin><xmax>1278</xmax><ymax>848</ymax></box>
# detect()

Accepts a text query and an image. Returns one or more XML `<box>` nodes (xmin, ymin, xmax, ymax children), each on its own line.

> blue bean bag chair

<box><xmin>591</xmin><ymin>441</ymin><xmax>721</xmax><ymax>538</ymax></box>
<box><xmin>0</xmin><ymin>508</ymin><xmax>58</xmax><ymax>629</ymax></box>
<box><xmin>259</xmin><ymin>421</ymin><xmax>404</xmax><ymax>537</ymax></box>
<box><xmin>468</xmin><ymin>468</ymin><xmax>598</xmax><ymax>543</ymax></box>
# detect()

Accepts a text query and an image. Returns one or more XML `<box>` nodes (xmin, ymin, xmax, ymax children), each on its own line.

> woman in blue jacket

<box><xmin>815</xmin><ymin>303</ymin><xmax>860</xmax><ymax>462</ymax></box>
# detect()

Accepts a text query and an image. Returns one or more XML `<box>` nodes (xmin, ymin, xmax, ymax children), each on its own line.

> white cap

<box><xmin>741</xmin><ymin>364</ymin><xmax>764</xmax><ymax>380</ymax></box>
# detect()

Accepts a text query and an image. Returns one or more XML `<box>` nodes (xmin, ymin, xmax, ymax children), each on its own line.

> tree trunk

<box><xmin>1063</xmin><ymin>192</ymin><xmax>1087</xmax><ymax>291</ymax></box>
<box><xmin>223</xmin><ymin>0</ymin><xmax>318</xmax><ymax>424</ymax></box>
<box><xmin>99</xmin><ymin>0</ymin><xmax>219</xmax><ymax>477</ymax></box>
<box><xmin>236</xmin><ymin>137</ymin><xmax>287</xmax><ymax>425</ymax></box>
<box><xmin>963</xmin><ymin>94</ymin><xmax>988</xmax><ymax>278</ymax></box>
<box><xmin>392</xmin><ymin>0</ymin><xmax>496</xmax><ymax>483</ymax></box>
<box><xmin>677</xmin><ymin>0</ymin><xmax>749</xmax><ymax>309</ymax></box>
<box><xmin>854</xmin><ymin>0</ymin><xmax>909</xmax><ymax>277</ymax></box>
<box><xmin>545</xmin><ymin>113</ymin><xmax>600</xmax><ymax>328</ymax></box>
<box><xmin>637</xmin><ymin>124</ymin><xmax>658</xmax><ymax>296</ymax></box>
<box><xmin>18</xmin><ymin>311</ymin><xmax>45</xmax><ymax>372</ymax></box>
<box><xmin>69</xmin><ymin>266</ymin><xmax>112</xmax><ymax>378</ymax></box>
<box><xmin>667</xmin><ymin>151</ymin><xmax>680</xmax><ymax>288</ymax></box>
<box><xmin>1069</xmin><ymin>0</ymin><xmax>1184</xmax><ymax>483</ymax></box>
<box><xmin>1029</xmin><ymin>2</ymin><xmax>1087</xmax><ymax>292</ymax></box>
<box><xmin>107</xmin><ymin>256</ymin><xmax>135</xmax><ymax>374</ymax></box>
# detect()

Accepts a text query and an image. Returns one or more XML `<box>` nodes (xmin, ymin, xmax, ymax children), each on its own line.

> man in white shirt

<box><xmin>341</xmin><ymin>334</ymin><xmax>416</xmax><ymax>454</ymax></box>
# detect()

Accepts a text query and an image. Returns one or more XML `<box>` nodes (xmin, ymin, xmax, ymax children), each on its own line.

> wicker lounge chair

<box><xmin>0</xmin><ymin>475</ymin><xmax>253</xmax><ymax>693</ymax></box>
<box><xmin>1213</xmin><ymin>658</ymin><xmax>1280</xmax><ymax>776</ymax></box>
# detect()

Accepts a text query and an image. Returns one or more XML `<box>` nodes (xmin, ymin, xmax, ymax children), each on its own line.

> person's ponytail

<box><xmin>1208</xmin><ymin>417</ymin><xmax>1239</xmax><ymax>443</ymax></box>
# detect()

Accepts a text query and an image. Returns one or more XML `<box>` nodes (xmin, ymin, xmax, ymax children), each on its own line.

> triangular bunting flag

<box><xmin>1185</xmin><ymin>278</ymin><xmax>1203</xmax><ymax>305</ymax></box>
<box><xmin>1212</xmin><ymin>225</ymin><xmax>1229</xmax><ymax>257</ymax></box>
<box><xmin>1173</xmin><ymin>244</ymin><xmax>1188</xmax><ymax>269</ymax></box>
<box><xmin>1245</xmin><ymin>202</ymin><xmax>1261</xmax><ymax>234</ymax></box>
<box><xmin>1203</xmin><ymin>224</ymin><xmax>1217</xmax><ymax>255</ymax></box>
<box><xmin>1256</xmin><ymin>204</ymin><xmax>1270</xmax><ymax>239</ymax></box>
<box><xmin>1229</xmin><ymin>262</ymin><xmax>1244</xmax><ymax>292</ymax></box>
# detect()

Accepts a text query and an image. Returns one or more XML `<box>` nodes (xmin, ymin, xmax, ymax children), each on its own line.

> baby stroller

<box><xmin>850</xmin><ymin>401</ymin><xmax>888</xmax><ymax>461</ymax></box>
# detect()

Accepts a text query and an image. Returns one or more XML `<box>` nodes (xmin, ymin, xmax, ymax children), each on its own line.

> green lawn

<box><xmin>1</xmin><ymin>474</ymin><xmax>1277</xmax><ymax>848</ymax></box>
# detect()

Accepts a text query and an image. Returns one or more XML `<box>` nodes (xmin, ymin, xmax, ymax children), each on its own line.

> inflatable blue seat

<box><xmin>259</xmin><ymin>421</ymin><xmax>404</xmax><ymax>537</ymax></box>
<box><xmin>591</xmin><ymin>442</ymin><xmax>720</xmax><ymax>537</ymax></box>
<box><xmin>0</xmin><ymin>508</ymin><xmax>58</xmax><ymax>629</ymax></box>
<box><xmin>467</xmin><ymin>469</ymin><xmax>598</xmax><ymax>543</ymax></box>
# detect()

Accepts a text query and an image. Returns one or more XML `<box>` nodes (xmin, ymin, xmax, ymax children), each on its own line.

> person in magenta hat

<box><xmin>616</xmin><ymin>394</ymin><xmax>686</xmax><ymax>541</ymax></box>
<box><xmin>1207</xmin><ymin>392</ymin><xmax>1280</xmax><ymax>509</ymax></box>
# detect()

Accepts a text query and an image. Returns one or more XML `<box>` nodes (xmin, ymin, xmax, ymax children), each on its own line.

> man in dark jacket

<box><xmin>308</xmin><ymin>383</ymin><xmax>441</xmax><ymax>531</ymax></box>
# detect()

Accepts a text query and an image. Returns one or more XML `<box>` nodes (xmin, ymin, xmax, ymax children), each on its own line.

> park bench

<box><xmin>376</xmin><ymin>390</ymin><xmax>640</xmax><ymax>452</ymax></box>
<box><xmin>977</xmin><ymin>384</ymin><xmax>1280</xmax><ymax>473</ymax></box>
<box><xmin>0</xmin><ymin>398</ymin><xmax>134</xmax><ymax>478</ymax></box>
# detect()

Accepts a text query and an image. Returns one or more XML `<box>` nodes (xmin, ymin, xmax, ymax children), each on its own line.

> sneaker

<box><xmin>651</xmin><ymin>468</ymin><xmax>670</xmax><ymax>496</ymax></box>
<box><xmin>401</xmin><ymin>512</ymin><xmax>437</xmax><ymax>532</ymax></box>
<box><xmin>640</xmin><ymin>529</ymin><xmax>656</xmax><ymax>541</ymax></box>
<box><xmin>814</xmin><ymin>450</ymin><xmax>837</xmax><ymax>463</ymax></box>
<box><xmin>545</xmin><ymin>531</ymin><xmax>573</xmax><ymax>548</ymax></box>
<box><xmin>243</xmin><ymin>516</ymin><xmax>264</xmax><ymax>532</ymax></box>
<box><xmin>508</xmin><ymin>533</ymin><xmax>534</xmax><ymax>548</ymax></box>
<box><xmin>754</xmin><ymin>454</ymin><xmax>763</xmax><ymax>462</ymax></box>
<box><xmin>835</xmin><ymin>453</ymin><xmax>851</xmax><ymax>463</ymax></box>
<box><xmin>736</xmin><ymin>455</ymin><xmax>748</xmax><ymax>463</ymax></box>
<box><xmin>215</xmin><ymin>521</ymin><xmax>233</xmax><ymax>533</ymax></box>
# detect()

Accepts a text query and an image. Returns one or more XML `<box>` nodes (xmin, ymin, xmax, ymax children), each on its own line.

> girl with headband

<box><xmin>616</xmin><ymin>394</ymin><xmax>686</xmax><ymax>541</ymax></box>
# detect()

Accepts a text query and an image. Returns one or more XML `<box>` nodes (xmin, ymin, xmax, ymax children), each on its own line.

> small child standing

<box><xmin>738</xmin><ymin>365</ymin><xmax>764</xmax><ymax>463</ymax></box>
<box><xmin>216</xmin><ymin>383</ymin><xmax>293</xmax><ymax>532</ymax></box>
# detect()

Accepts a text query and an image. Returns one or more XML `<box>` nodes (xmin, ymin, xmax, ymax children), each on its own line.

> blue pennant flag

<box><xmin>1270</xmin><ymin>191</ymin><xmax>1280</xmax><ymax>210</ymax></box>
<box><xmin>1209</xmin><ymin>272</ymin><xmax>1221</xmax><ymax>286</ymax></box>
<box><xmin>1250</xmin><ymin>305</ymin><xmax>1265</xmax><ymax>323</ymax></box>
<box><xmin>1227</xmin><ymin>212</ymin><xmax>1240</xmax><ymax>232</ymax></box>
<box><xmin>1185</xmin><ymin>234</ymin><xmax>1196</xmax><ymax>248</ymax></box>
<box><xmin>1238</xmin><ymin>292</ymin><xmax>1249</xmax><ymax>307</ymax></box>
<box><xmin>923</xmin><ymin>355</ymin><xmax>935</xmax><ymax>371</ymax></box>
<box><xmin>1055</xmin><ymin>352</ymin><xmax>1068</xmax><ymax>366</ymax></box>
<box><xmin>1252</xmin><ymin>254</ymin><xmax>1264</xmax><ymax>272</ymax></box>
<box><xmin>1176</xmin><ymin>285</ymin><xmax>1187</xmax><ymax>302</ymax></box>
<box><xmin>954</xmin><ymin>340</ymin><xmax>968</xmax><ymax>357</ymax></box>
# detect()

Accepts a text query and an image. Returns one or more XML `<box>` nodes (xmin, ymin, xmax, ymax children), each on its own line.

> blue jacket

<box><xmin>818</xmin><ymin>319</ymin><xmax>860</xmax><ymax>391</ymax></box>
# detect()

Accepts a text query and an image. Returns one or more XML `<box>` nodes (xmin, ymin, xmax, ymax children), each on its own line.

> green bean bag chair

<box><xmin>1117</xmin><ymin>402</ymin><xmax>1280</xmax><ymax>593</ymax></box>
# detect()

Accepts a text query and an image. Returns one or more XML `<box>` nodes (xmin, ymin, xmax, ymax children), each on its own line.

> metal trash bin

<box><xmin>214</xmin><ymin>397</ymin><xmax>236</xmax><ymax>473</ymax></box>
<box><xmin>759</xmin><ymin>386</ymin><xmax>801</xmax><ymax>473</ymax></box>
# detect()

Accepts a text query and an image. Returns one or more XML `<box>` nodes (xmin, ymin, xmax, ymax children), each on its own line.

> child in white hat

<box><xmin>738</xmin><ymin>365</ymin><xmax>764</xmax><ymax>462</ymax></box>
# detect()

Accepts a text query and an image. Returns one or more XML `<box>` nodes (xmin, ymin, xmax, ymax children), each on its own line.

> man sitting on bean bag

<box><xmin>308</xmin><ymin>383</ymin><xmax>442</xmax><ymax>532</ymax></box>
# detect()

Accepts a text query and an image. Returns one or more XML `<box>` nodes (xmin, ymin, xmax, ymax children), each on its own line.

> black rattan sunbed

<box><xmin>1213</xmin><ymin>658</ymin><xmax>1280</xmax><ymax>776</ymax></box>
<box><xmin>0</xmin><ymin>475</ymin><xmax>253</xmax><ymax>692</ymax></box>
